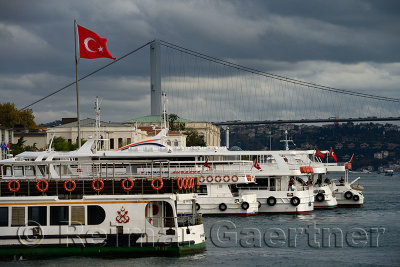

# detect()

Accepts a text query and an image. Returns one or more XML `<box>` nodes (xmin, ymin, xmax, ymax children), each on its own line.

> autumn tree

<box><xmin>0</xmin><ymin>102</ymin><xmax>37</xmax><ymax>129</ymax></box>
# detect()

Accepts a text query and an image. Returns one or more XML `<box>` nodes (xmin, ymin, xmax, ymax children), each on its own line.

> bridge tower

<box><xmin>150</xmin><ymin>40</ymin><xmax>162</xmax><ymax>116</ymax></box>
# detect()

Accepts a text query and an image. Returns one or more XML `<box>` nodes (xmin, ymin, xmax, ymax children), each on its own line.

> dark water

<box><xmin>10</xmin><ymin>173</ymin><xmax>400</xmax><ymax>267</ymax></box>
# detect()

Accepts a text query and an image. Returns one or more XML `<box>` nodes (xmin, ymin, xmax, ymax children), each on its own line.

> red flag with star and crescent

<box><xmin>77</xmin><ymin>25</ymin><xmax>115</xmax><ymax>60</ymax></box>
<box><xmin>253</xmin><ymin>160</ymin><xmax>262</xmax><ymax>171</ymax></box>
<box><xmin>329</xmin><ymin>148</ymin><xmax>338</xmax><ymax>162</ymax></box>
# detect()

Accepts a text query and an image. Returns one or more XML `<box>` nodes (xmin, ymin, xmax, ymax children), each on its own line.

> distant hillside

<box><xmin>40</xmin><ymin>120</ymin><xmax>62</xmax><ymax>127</ymax></box>
<box><xmin>223</xmin><ymin>122</ymin><xmax>400</xmax><ymax>172</ymax></box>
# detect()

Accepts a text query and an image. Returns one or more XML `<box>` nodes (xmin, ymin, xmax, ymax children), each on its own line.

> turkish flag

<box><xmin>204</xmin><ymin>159</ymin><xmax>210</xmax><ymax>168</ymax></box>
<box><xmin>329</xmin><ymin>148</ymin><xmax>338</xmax><ymax>162</ymax></box>
<box><xmin>77</xmin><ymin>25</ymin><xmax>115</xmax><ymax>60</ymax></box>
<box><xmin>253</xmin><ymin>160</ymin><xmax>262</xmax><ymax>170</ymax></box>
<box><xmin>315</xmin><ymin>147</ymin><xmax>326</xmax><ymax>160</ymax></box>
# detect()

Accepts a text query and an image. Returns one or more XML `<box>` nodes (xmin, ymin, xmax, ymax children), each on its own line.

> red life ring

<box><xmin>92</xmin><ymin>178</ymin><xmax>104</xmax><ymax>192</ymax></box>
<box><xmin>206</xmin><ymin>176</ymin><xmax>213</xmax><ymax>183</ymax></box>
<box><xmin>122</xmin><ymin>178</ymin><xmax>134</xmax><ymax>191</ymax></box>
<box><xmin>215</xmin><ymin>176</ymin><xmax>222</xmax><ymax>182</ymax></box>
<box><xmin>151</xmin><ymin>178</ymin><xmax>163</xmax><ymax>191</ymax></box>
<box><xmin>189</xmin><ymin>177</ymin><xmax>195</xmax><ymax>189</ymax></box>
<box><xmin>177</xmin><ymin>177</ymin><xmax>184</xmax><ymax>190</ymax></box>
<box><xmin>182</xmin><ymin>177</ymin><xmax>189</xmax><ymax>190</ymax></box>
<box><xmin>223</xmin><ymin>175</ymin><xmax>230</xmax><ymax>182</ymax></box>
<box><xmin>36</xmin><ymin>180</ymin><xmax>49</xmax><ymax>193</ymax></box>
<box><xmin>8</xmin><ymin>180</ymin><xmax>20</xmax><ymax>193</ymax></box>
<box><xmin>64</xmin><ymin>179</ymin><xmax>76</xmax><ymax>192</ymax></box>
<box><xmin>199</xmin><ymin>176</ymin><xmax>205</xmax><ymax>183</ymax></box>
<box><xmin>231</xmin><ymin>175</ymin><xmax>239</xmax><ymax>182</ymax></box>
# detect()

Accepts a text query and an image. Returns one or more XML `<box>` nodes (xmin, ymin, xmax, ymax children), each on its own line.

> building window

<box><xmin>174</xmin><ymin>140</ymin><xmax>179</xmax><ymax>147</ymax></box>
<box><xmin>127</xmin><ymin>138</ymin><xmax>131</xmax><ymax>144</ymax></box>
<box><xmin>50</xmin><ymin>206</ymin><xmax>69</xmax><ymax>225</ymax></box>
<box><xmin>28</xmin><ymin>206</ymin><xmax>47</xmax><ymax>226</ymax></box>
<box><xmin>68</xmin><ymin>139</ymin><xmax>72</xmax><ymax>144</ymax></box>
<box><xmin>11</xmin><ymin>207</ymin><xmax>25</xmax><ymax>226</ymax></box>
<box><xmin>0</xmin><ymin>207</ymin><xmax>8</xmax><ymax>227</ymax></box>
<box><xmin>110</xmin><ymin>138</ymin><xmax>114</xmax><ymax>149</ymax></box>
<box><xmin>118</xmin><ymin>138</ymin><xmax>123</xmax><ymax>148</ymax></box>
<box><xmin>167</xmin><ymin>140</ymin><xmax>171</xmax><ymax>146</ymax></box>
<box><xmin>87</xmin><ymin>205</ymin><xmax>106</xmax><ymax>225</ymax></box>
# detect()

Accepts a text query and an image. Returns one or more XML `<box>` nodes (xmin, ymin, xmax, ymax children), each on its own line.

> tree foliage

<box><xmin>52</xmin><ymin>137</ymin><xmax>85</xmax><ymax>151</ymax></box>
<box><xmin>168</xmin><ymin>114</ymin><xmax>186</xmax><ymax>131</ymax></box>
<box><xmin>185</xmin><ymin>129</ymin><xmax>206</xmax><ymax>147</ymax></box>
<box><xmin>0</xmin><ymin>102</ymin><xmax>37</xmax><ymax>129</ymax></box>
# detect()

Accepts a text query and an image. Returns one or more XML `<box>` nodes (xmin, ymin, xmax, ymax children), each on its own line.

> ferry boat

<box><xmin>384</xmin><ymin>169</ymin><xmax>394</xmax><ymax>176</ymax></box>
<box><xmin>0</xmin><ymin>159</ymin><xmax>206</xmax><ymax>260</ymax></box>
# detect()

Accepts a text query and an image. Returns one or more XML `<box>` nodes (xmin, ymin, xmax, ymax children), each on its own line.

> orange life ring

<box><xmin>92</xmin><ymin>178</ymin><xmax>104</xmax><ymax>192</ymax></box>
<box><xmin>36</xmin><ymin>179</ymin><xmax>49</xmax><ymax>193</ymax></box>
<box><xmin>151</xmin><ymin>178</ymin><xmax>163</xmax><ymax>191</ymax></box>
<box><xmin>206</xmin><ymin>176</ymin><xmax>213</xmax><ymax>183</ymax></box>
<box><xmin>177</xmin><ymin>177</ymin><xmax>184</xmax><ymax>190</ymax></box>
<box><xmin>196</xmin><ymin>177</ymin><xmax>200</xmax><ymax>189</ymax></box>
<box><xmin>122</xmin><ymin>178</ymin><xmax>134</xmax><ymax>191</ymax></box>
<box><xmin>215</xmin><ymin>176</ymin><xmax>222</xmax><ymax>182</ymax></box>
<box><xmin>64</xmin><ymin>179</ymin><xmax>76</xmax><ymax>192</ymax></box>
<box><xmin>8</xmin><ymin>180</ymin><xmax>20</xmax><ymax>193</ymax></box>
<box><xmin>223</xmin><ymin>175</ymin><xmax>230</xmax><ymax>182</ymax></box>
<box><xmin>199</xmin><ymin>176</ymin><xmax>205</xmax><ymax>183</ymax></box>
<box><xmin>231</xmin><ymin>175</ymin><xmax>239</xmax><ymax>182</ymax></box>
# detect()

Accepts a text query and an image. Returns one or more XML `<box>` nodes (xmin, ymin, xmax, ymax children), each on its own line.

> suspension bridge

<box><xmin>21</xmin><ymin>40</ymin><xmax>400</xmax><ymax>126</ymax></box>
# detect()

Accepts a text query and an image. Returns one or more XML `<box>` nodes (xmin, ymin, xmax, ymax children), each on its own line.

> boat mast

<box><xmin>94</xmin><ymin>96</ymin><xmax>101</xmax><ymax>149</ymax></box>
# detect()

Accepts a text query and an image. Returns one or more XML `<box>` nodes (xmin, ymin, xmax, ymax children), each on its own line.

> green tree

<box><xmin>0</xmin><ymin>102</ymin><xmax>37</xmax><ymax>129</ymax></box>
<box><xmin>168</xmin><ymin>114</ymin><xmax>185</xmax><ymax>131</ymax></box>
<box><xmin>185</xmin><ymin>129</ymin><xmax>206</xmax><ymax>147</ymax></box>
<box><xmin>9</xmin><ymin>137</ymin><xmax>26</xmax><ymax>155</ymax></box>
<box><xmin>52</xmin><ymin>137</ymin><xmax>85</xmax><ymax>151</ymax></box>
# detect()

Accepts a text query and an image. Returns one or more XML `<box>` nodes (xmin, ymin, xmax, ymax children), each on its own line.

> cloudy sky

<box><xmin>0</xmin><ymin>0</ymin><xmax>399</xmax><ymax>123</ymax></box>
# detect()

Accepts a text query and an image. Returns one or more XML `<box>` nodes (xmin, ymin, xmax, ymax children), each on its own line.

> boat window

<box><xmin>38</xmin><ymin>165</ymin><xmax>47</xmax><ymax>176</ymax></box>
<box><xmin>25</xmin><ymin>166</ymin><xmax>35</xmax><ymax>176</ymax></box>
<box><xmin>14</xmin><ymin>166</ymin><xmax>23</xmax><ymax>176</ymax></box>
<box><xmin>11</xmin><ymin>207</ymin><xmax>25</xmax><ymax>226</ymax></box>
<box><xmin>3</xmin><ymin>166</ymin><xmax>12</xmax><ymax>176</ymax></box>
<box><xmin>50</xmin><ymin>206</ymin><xmax>69</xmax><ymax>225</ymax></box>
<box><xmin>145</xmin><ymin>201</ymin><xmax>175</xmax><ymax>228</ymax></box>
<box><xmin>270</xmin><ymin>178</ymin><xmax>276</xmax><ymax>191</ymax></box>
<box><xmin>0</xmin><ymin>207</ymin><xmax>8</xmax><ymax>227</ymax></box>
<box><xmin>71</xmin><ymin>206</ymin><xmax>85</xmax><ymax>225</ymax></box>
<box><xmin>87</xmin><ymin>205</ymin><xmax>106</xmax><ymax>225</ymax></box>
<box><xmin>28</xmin><ymin>206</ymin><xmax>47</xmax><ymax>226</ymax></box>
<box><xmin>198</xmin><ymin>185</ymin><xmax>207</xmax><ymax>195</ymax></box>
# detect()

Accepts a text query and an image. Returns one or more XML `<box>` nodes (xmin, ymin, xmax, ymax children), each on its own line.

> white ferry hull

<box><xmin>252</xmin><ymin>190</ymin><xmax>314</xmax><ymax>214</ymax></box>
<box><xmin>314</xmin><ymin>184</ymin><xmax>338</xmax><ymax>209</ymax></box>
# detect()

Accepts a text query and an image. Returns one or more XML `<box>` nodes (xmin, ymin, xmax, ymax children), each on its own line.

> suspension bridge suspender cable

<box><xmin>159</xmin><ymin>40</ymin><xmax>400</xmax><ymax>103</ymax></box>
<box><xmin>19</xmin><ymin>40</ymin><xmax>154</xmax><ymax>111</ymax></box>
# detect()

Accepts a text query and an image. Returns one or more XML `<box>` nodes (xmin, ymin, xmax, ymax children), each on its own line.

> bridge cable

<box><xmin>159</xmin><ymin>40</ymin><xmax>400</xmax><ymax>103</ymax></box>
